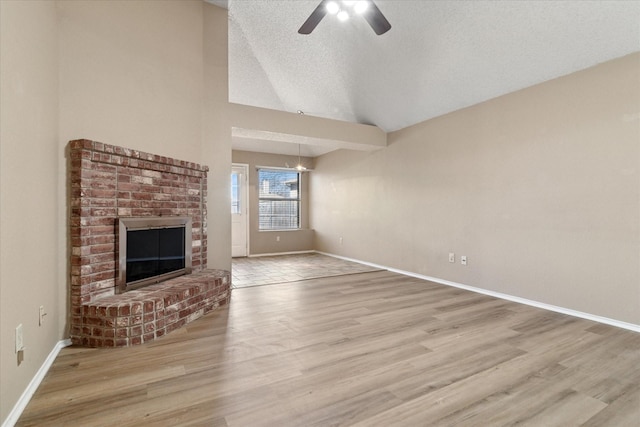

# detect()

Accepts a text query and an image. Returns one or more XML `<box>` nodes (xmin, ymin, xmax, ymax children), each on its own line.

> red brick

<box><xmin>90</xmin><ymin>208</ymin><xmax>117</xmax><ymax>217</ymax></box>
<box><xmin>165</xmin><ymin>313</ymin><xmax>178</xmax><ymax>324</ymax></box>
<box><xmin>88</xmin><ymin>216</ymin><xmax>115</xmax><ymax>226</ymax></box>
<box><xmin>82</xmin><ymin>316</ymin><xmax>103</xmax><ymax>326</ymax></box>
<box><xmin>91</xmin><ymin>262</ymin><xmax>116</xmax><ymax>274</ymax></box>
<box><xmin>131</xmin><ymin>191</ymin><xmax>154</xmax><ymax>201</ymax></box>
<box><xmin>89</xmin><ymin>235</ymin><xmax>115</xmax><ymax>245</ymax></box>
<box><xmin>178</xmin><ymin>308</ymin><xmax>193</xmax><ymax>319</ymax></box>
<box><xmin>118</xmin><ymin>305</ymin><xmax>130</xmax><ymax>316</ymax></box>
<box><xmin>118</xmin><ymin>199</ymin><xmax>142</xmax><ymax>208</ymax></box>
<box><xmin>143</xmin><ymin>301</ymin><xmax>154</xmax><ymax>313</ymax></box>
<box><xmin>131</xmin><ymin>303</ymin><xmax>142</xmax><ymax>315</ymax></box>
<box><xmin>89</xmin><ymin>245</ymin><xmax>115</xmax><ymax>257</ymax></box>
<box><xmin>91</xmin><ymin>278</ymin><xmax>116</xmax><ymax>291</ymax></box>
<box><xmin>117</xmin><ymin>182</ymin><xmax>142</xmax><ymax>192</ymax></box>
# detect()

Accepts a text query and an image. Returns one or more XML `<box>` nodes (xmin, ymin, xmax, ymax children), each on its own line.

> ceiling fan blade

<box><xmin>363</xmin><ymin>1</ymin><xmax>391</xmax><ymax>35</ymax></box>
<box><xmin>298</xmin><ymin>0</ymin><xmax>329</xmax><ymax>34</ymax></box>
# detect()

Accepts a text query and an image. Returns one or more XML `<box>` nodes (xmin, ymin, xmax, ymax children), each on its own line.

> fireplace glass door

<box><xmin>118</xmin><ymin>216</ymin><xmax>192</xmax><ymax>292</ymax></box>
<box><xmin>126</xmin><ymin>227</ymin><xmax>186</xmax><ymax>283</ymax></box>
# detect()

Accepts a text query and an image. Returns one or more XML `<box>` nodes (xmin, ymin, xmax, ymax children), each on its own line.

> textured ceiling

<box><xmin>213</xmin><ymin>0</ymin><xmax>640</xmax><ymax>155</ymax></box>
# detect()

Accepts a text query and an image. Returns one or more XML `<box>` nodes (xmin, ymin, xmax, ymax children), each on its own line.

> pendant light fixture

<box><xmin>296</xmin><ymin>144</ymin><xmax>307</xmax><ymax>171</ymax></box>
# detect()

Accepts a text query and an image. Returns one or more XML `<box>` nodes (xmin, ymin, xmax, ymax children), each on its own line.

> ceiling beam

<box><xmin>229</xmin><ymin>102</ymin><xmax>387</xmax><ymax>154</ymax></box>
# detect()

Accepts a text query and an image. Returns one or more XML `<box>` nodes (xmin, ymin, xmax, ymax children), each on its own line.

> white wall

<box><xmin>1</xmin><ymin>1</ymin><xmax>60</xmax><ymax>422</ymax></box>
<box><xmin>57</xmin><ymin>0</ymin><xmax>205</xmax><ymax>160</ymax></box>
<box><xmin>311</xmin><ymin>53</ymin><xmax>640</xmax><ymax>326</ymax></box>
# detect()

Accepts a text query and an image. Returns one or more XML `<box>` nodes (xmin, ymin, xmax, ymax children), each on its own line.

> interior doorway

<box><xmin>231</xmin><ymin>164</ymin><xmax>249</xmax><ymax>257</ymax></box>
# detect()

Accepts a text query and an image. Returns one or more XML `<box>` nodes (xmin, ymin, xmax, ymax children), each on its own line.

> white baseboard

<box><xmin>317</xmin><ymin>251</ymin><xmax>640</xmax><ymax>334</ymax></box>
<box><xmin>2</xmin><ymin>339</ymin><xmax>72</xmax><ymax>427</ymax></box>
<box><xmin>248</xmin><ymin>250</ymin><xmax>315</xmax><ymax>258</ymax></box>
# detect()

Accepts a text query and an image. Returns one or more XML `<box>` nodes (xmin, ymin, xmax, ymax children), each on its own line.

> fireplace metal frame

<box><xmin>117</xmin><ymin>216</ymin><xmax>192</xmax><ymax>293</ymax></box>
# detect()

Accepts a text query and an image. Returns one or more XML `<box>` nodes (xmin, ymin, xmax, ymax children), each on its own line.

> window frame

<box><xmin>257</xmin><ymin>168</ymin><xmax>302</xmax><ymax>231</ymax></box>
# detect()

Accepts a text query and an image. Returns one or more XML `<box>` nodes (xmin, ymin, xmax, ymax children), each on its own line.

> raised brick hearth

<box><xmin>79</xmin><ymin>270</ymin><xmax>229</xmax><ymax>347</ymax></box>
<box><xmin>69</xmin><ymin>139</ymin><xmax>230</xmax><ymax>347</ymax></box>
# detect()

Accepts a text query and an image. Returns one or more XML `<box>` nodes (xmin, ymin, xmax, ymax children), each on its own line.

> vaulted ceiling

<box><xmin>209</xmin><ymin>0</ymin><xmax>640</xmax><ymax>156</ymax></box>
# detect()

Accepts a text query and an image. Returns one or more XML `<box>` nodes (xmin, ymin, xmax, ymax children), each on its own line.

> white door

<box><xmin>231</xmin><ymin>164</ymin><xmax>249</xmax><ymax>257</ymax></box>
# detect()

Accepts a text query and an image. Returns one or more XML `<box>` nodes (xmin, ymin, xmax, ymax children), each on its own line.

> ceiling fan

<box><xmin>299</xmin><ymin>0</ymin><xmax>391</xmax><ymax>35</ymax></box>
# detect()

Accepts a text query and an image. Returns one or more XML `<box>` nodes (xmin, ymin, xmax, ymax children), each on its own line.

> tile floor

<box><xmin>231</xmin><ymin>252</ymin><xmax>383</xmax><ymax>288</ymax></box>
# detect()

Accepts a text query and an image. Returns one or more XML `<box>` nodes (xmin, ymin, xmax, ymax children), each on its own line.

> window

<box><xmin>231</xmin><ymin>171</ymin><xmax>240</xmax><ymax>214</ymax></box>
<box><xmin>258</xmin><ymin>169</ymin><xmax>300</xmax><ymax>230</ymax></box>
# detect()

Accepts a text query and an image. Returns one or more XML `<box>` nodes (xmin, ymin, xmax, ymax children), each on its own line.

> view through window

<box><xmin>231</xmin><ymin>171</ymin><xmax>240</xmax><ymax>214</ymax></box>
<box><xmin>258</xmin><ymin>169</ymin><xmax>300</xmax><ymax>230</ymax></box>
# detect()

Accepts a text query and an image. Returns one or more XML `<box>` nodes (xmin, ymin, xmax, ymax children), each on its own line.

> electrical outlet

<box><xmin>461</xmin><ymin>256</ymin><xmax>467</xmax><ymax>266</ymax></box>
<box><xmin>276</xmin><ymin>235</ymin><xmax>280</xmax><ymax>242</ymax></box>
<box><xmin>339</xmin><ymin>237</ymin><xmax>343</xmax><ymax>245</ymax></box>
<box><xmin>39</xmin><ymin>305</ymin><xmax>46</xmax><ymax>326</ymax></box>
<box><xmin>448</xmin><ymin>253</ymin><xmax>455</xmax><ymax>263</ymax></box>
<box><xmin>15</xmin><ymin>324</ymin><xmax>24</xmax><ymax>353</ymax></box>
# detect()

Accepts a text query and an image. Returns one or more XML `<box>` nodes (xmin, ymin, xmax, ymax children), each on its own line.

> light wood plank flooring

<box><xmin>17</xmin><ymin>270</ymin><xmax>640</xmax><ymax>426</ymax></box>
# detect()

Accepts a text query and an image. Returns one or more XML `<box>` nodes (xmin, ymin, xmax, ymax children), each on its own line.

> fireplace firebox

<box><xmin>118</xmin><ymin>216</ymin><xmax>192</xmax><ymax>293</ymax></box>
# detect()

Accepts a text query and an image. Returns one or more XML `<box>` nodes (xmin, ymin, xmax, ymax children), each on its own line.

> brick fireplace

<box><xmin>69</xmin><ymin>139</ymin><xmax>230</xmax><ymax>347</ymax></box>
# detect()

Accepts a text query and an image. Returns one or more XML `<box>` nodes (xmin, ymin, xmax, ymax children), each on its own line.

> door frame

<box><xmin>231</xmin><ymin>163</ymin><xmax>250</xmax><ymax>257</ymax></box>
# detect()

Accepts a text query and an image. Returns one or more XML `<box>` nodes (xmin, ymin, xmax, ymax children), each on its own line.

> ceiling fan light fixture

<box><xmin>299</xmin><ymin>0</ymin><xmax>390</xmax><ymax>35</ymax></box>
<box><xmin>337</xmin><ymin>10</ymin><xmax>350</xmax><ymax>21</ymax></box>
<box><xmin>354</xmin><ymin>1</ymin><xmax>369</xmax><ymax>14</ymax></box>
<box><xmin>326</xmin><ymin>1</ymin><xmax>340</xmax><ymax>14</ymax></box>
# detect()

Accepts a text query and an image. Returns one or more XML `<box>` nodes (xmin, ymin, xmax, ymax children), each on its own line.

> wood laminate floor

<box><xmin>17</xmin><ymin>270</ymin><xmax>640</xmax><ymax>426</ymax></box>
